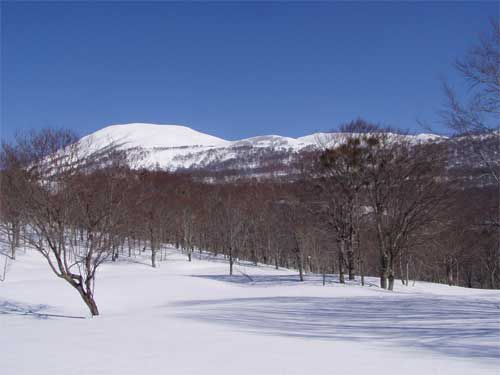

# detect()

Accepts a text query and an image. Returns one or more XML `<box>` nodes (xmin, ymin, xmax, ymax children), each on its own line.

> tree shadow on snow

<box><xmin>0</xmin><ymin>299</ymin><xmax>85</xmax><ymax>320</ymax></box>
<box><xmin>192</xmin><ymin>274</ymin><xmax>379</xmax><ymax>288</ymax></box>
<box><xmin>0</xmin><ymin>299</ymin><xmax>51</xmax><ymax>319</ymax></box>
<box><xmin>174</xmin><ymin>295</ymin><xmax>500</xmax><ymax>360</ymax></box>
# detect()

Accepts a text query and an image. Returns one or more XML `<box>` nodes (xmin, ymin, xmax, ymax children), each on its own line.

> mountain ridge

<box><xmin>80</xmin><ymin>123</ymin><xmax>447</xmax><ymax>172</ymax></box>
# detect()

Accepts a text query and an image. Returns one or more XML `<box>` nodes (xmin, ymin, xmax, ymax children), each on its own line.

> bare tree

<box><xmin>441</xmin><ymin>20</ymin><xmax>499</xmax><ymax>196</ymax></box>
<box><xmin>361</xmin><ymin>132</ymin><xmax>447</xmax><ymax>290</ymax></box>
<box><xmin>0</xmin><ymin>129</ymin><xmax>130</xmax><ymax>316</ymax></box>
<box><xmin>440</xmin><ymin>20</ymin><xmax>499</xmax><ymax>287</ymax></box>
<box><xmin>318</xmin><ymin>120</ymin><xmax>378</xmax><ymax>281</ymax></box>
<box><xmin>0</xmin><ymin>170</ymin><xmax>21</xmax><ymax>260</ymax></box>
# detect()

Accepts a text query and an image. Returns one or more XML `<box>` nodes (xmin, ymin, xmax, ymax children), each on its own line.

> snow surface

<box><xmin>1</xmin><ymin>244</ymin><xmax>499</xmax><ymax>375</ymax></box>
<box><xmin>77</xmin><ymin>123</ymin><xmax>448</xmax><ymax>171</ymax></box>
<box><xmin>81</xmin><ymin>123</ymin><xmax>230</xmax><ymax>149</ymax></box>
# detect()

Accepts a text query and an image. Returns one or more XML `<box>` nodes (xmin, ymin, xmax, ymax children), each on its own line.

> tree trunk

<box><xmin>75</xmin><ymin>286</ymin><xmax>99</xmax><ymax>316</ymax></box>
<box><xmin>82</xmin><ymin>293</ymin><xmax>99</xmax><ymax>316</ymax></box>
<box><xmin>229</xmin><ymin>247</ymin><xmax>234</xmax><ymax>276</ymax></box>
<box><xmin>446</xmin><ymin>257</ymin><xmax>454</xmax><ymax>286</ymax></box>
<box><xmin>399</xmin><ymin>254</ymin><xmax>405</xmax><ymax>285</ymax></box>
<box><xmin>297</xmin><ymin>249</ymin><xmax>304</xmax><ymax>282</ymax></box>
<box><xmin>490</xmin><ymin>269</ymin><xmax>497</xmax><ymax>289</ymax></box>
<box><xmin>112</xmin><ymin>244</ymin><xmax>118</xmax><ymax>262</ymax></box>
<box><xmin>8</xmin><ymin>221</ymin><xmax>20</xmax><ymax>260</ymax></box>
<box><xmin>405</xmin><ymin>258</ymin><xmax>409</xmax><ymax>287</ymax></box>
<box><xmin>150</xmin><ymin>229</ymin><xmax>157</xmax><ymax>268</ymax></box>
<box><xmin>10</xmin><ymin>242</ymin><xmax>16</xmax><ymax>260</ymax></box>
<box><xmin>338</xmin><ymin>241</ymin><xmax>345</xmax><ymax>284</ymax></box>
<box><xmin>387</xmin><ymin>252</ymin><xmax>395</xmax><ymax>291</ymax></box>
<box><xmin>380</xmin><ymin>274</ymin><xmax>387</xmax><ymax>289</ymax></box>
<box><xmin>347</xmin><ymin>241</ymin><xmax>355</xmax><ymax>281</ymax></box>
<box><xmin>388</xmin><ymin>274</ymin><xmax>395</xmax><ymax>291</ymax></box>
<box><xmin>360</xmin><ymin>259</ymin><xmax>365</xmax><ymax>286</ymax></box>
<box><xmin>151</xmin><ymin>245</ymin><xmax>156</xmax><ymax>268</ymax></box>
<box><xmin>380</xmin><ymin>252</ymin><xmax>389</xmax><ymax>289</ymax></box>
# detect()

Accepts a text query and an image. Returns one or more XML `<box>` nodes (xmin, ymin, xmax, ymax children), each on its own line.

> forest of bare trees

<box><xmin>0</xmin><ymin>22</ymin><xmax>498</xmax><ymax>317</ymax></box>
<box><xmin>0</xmin><ymin>118</ymin><xmax>498</xmax><ymax>316</ymax></box>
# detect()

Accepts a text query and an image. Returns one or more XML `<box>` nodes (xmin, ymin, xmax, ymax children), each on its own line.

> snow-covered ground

<box><xmin>1</xmin><ymin>246</ymin><xmax>499</xmax><ymax>375</ymax></box>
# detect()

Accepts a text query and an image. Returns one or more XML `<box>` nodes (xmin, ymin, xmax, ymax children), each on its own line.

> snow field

<box><xmin>1</xmin><ymin>246</ymin><xmax>499</xmax><ymax>375</ymax></box>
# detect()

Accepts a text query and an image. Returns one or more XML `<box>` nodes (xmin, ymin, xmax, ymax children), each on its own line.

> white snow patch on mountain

<box><xmin>79</xmin><ymin>123</ymin><xmax>447</xmax><ymax>171</ymax></box>
<box><xmin>81</xmin><ymin>123</ymin><xmax>230</xmax><ymax>149</ymax></box>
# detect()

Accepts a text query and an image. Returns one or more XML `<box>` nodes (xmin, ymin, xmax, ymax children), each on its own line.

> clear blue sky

<box><xmin>1</xmin><ymin>1</ymin><xmax>497</xmax><ymax>141</ymax></box>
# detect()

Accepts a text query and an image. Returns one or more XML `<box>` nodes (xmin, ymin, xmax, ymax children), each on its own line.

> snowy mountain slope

<box><xmin>81</xmin><ymin>123</ymin><xmax>230</xmax><ymax>149</ymax></box>
<box><xmin>1</xmin><ymin>245</ymin><xmax>499</xmax><ymax>375</ymax></box>
<box><xmin>231</xmin><ymin>134</ymin><xmax>311</xmax><ymax>150</ymax></box>
<box><xmin>79</xmin><ymin>123</ymin><xmax>447</xmax><ymax>171</ymax></box>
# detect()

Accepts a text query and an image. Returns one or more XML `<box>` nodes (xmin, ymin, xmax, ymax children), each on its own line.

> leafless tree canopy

<box><xmin>0</xmin><ymin>129</ymin><xmax>132</xmax><ymax>315</ymax></box>
<box><xmin>0</xmin><ymin>119</ymin><xmax>498</xmax><ymax>317</ymax></box>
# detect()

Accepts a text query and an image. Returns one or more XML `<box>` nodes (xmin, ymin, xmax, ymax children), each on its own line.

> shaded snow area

<box><xmin>1</xmin><ymin>247</ymin><xmax>499</xmax><ymax>375</ymax></box>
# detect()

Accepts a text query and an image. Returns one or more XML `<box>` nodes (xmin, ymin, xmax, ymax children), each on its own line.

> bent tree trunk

<box><xmin>62</xmin><ymin>274</ymin><xmax>100</xmax><ymax>316</ymax></box>
<box><xmin>78</xmin><ymin>287</ymin><xmax>99</xmax><ymax>316</ymax></box>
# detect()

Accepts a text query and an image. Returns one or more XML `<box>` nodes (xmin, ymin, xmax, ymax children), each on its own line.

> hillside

<box><xmin>82</xmin><ymin>123</ymin><xmax>230</xmax><ymax>149</ymax></box>
<box><xmin>79</xmin><ymin>123</ymin><xmax>446</xmax><ymax>172</ymax></box>
<box><xmin>1</xmin><ymin>245</ymin><xmax>499</xmax><ymax>375</ymax></box>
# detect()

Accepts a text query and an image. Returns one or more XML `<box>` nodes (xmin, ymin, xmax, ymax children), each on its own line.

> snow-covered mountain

<box><xmin>80</xmin><ymin>123</ymin><xmax>446</xmax><ymax>172</ymax></box>
<box><xmin>83</xmin><ymin>123</ymin><xmax>230</xmax><ymax>149</ymax></box>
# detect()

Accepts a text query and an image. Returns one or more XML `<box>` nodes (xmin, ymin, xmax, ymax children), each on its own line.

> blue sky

<box><xmin>1</xmin><ymin>1</ymin><xmax>497</xmax><ymax>141</ymax></box>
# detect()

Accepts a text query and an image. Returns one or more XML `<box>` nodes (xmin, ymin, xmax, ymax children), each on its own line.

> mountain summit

<box><xmin>82</xmin><ymin>123</ymin><xmax>230</xmax><ymax>149</ymax></box>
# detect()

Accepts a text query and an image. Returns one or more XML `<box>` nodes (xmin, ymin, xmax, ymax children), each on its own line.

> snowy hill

<box><xmin>82</xmin><ymin>123</ymin><xmax>230</xmax><ymax>149</ymax></box>
<box><xmin>79</xmin><ymin>123</ymin><xmax>446</xmax><ymax>172</ymax></box>
<box><xmin>1</xmin><ymin>246</ymin><xmax>499</xmax><ymax>375</ymax></box>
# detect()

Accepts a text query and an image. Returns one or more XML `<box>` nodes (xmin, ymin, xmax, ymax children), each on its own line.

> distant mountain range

<box><xmin>80</xmin><ymin>123</ymin><xmax>446</xmax><ymax>174</ymax></box>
